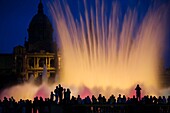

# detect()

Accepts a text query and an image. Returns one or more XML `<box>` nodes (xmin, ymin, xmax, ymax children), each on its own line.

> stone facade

<box><xmin>12</xmin><ymin>1</ymin><xmax>59</xmax><ymax>82</ymax></box>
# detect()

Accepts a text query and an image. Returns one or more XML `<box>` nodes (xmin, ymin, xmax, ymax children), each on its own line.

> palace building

<box><xmin>0</xmin><ymin>1</ymin><xmax>59</xmax><ymax>85</ymax></box>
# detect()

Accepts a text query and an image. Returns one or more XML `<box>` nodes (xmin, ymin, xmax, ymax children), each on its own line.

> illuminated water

<box><xmin>0</xmin><ymin>1</ymin><xmax>169</xmax><ymax>101</ymax></box>
<box><xmin>50</xmin><ymin>1</ymin><xmax>168</xmax><ymax>97</ymax></box>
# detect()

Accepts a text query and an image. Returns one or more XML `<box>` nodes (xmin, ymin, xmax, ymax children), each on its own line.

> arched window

<box><xmin>39</xmin><ymin>57</ymin><xmax>46</xmax><ymax>68</ymax></box>
<box><xmin>29</xmin><ymin>58</ymin><xmax>34</xmax><ymax>68</ymax></box>
<box><xmin>50</xmin><ymin>59</ymin><xmax>55</xmax><ymax>67</ymax></box>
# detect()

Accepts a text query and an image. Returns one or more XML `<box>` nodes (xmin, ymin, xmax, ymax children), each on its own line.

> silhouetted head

<box><xmin>67</xmin><ymin>88</ymin><xmax>70</xmax><ymax>91</ymax></box>
<box><xmin>59</xmin><ymin>84</ymin><xmax>61</xmax><ymax>87</ymax></box>
<box><xmin>4</xmin><ymin>97</ymin><xmax>7</xmax><ymax>100</ymax></box>
<box><xmin>9</xmin><ymin>98</ymin><xmax>12</xmax><ymax>101</ymax></box>
<box><xmin>119</xmin><ymin>94</ymin><xmax>121</xmax><ymax>97</ymax></box>
<box><xmin>40</xmin><ymin>97</ymin><xmax>43</xmax><ymax>100</ymax></box>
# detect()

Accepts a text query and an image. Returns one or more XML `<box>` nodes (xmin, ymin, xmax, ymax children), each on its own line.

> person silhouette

<box><xmin>66</xmin><ymin>88</ymin><xmax>71</xmax><ymax>103</ymax></box>
<box><xmin>50</xmin><ymin>92</ymin><xmax>54</xmax><ymax>102</ymax></box>
<box><xmin>63</xmin><ymin>88</ymin><xmax>67</xmax><ymax>104</ymax></box>
<box><xmin>77</xmin><ymin>95</ymin><xmax>82</xmax><ymax>104</ymax></box>
<box><xmin>135</xmin><ymin>84</ymin><xmax>141</xmax><ymax>101</ymax></box>
<box><xmin>58</xmin><ymin>84</ymin><xmax>63</xmax><ymax>103</ymax></box>
<box><xmin>54</xmin><ymin>86</ymin><xmax>59</xmax><ymax>104</ymax></box>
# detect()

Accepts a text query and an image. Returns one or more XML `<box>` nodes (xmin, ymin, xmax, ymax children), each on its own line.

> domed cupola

<box><xmin>27</xmin><ymin>0</ymin><xmax>53</xmax><ymax>52</ymax></box>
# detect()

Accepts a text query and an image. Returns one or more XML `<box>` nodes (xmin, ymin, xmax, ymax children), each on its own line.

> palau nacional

<box><xmin>0</xmin><ymin>1</ymin><xmax>61</xmax><ymax>89</ymax></box>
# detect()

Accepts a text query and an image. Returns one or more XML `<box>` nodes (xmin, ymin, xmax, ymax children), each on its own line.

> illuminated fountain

<box><xmin>0</xmin><ymin>65</ymin><xmax>56</xmax><ymax>101</ymax></box>
<box><xmin>0</xmin><ymin>1</ymin><xmax>169</xmax><ymax>101</ymax></box>
<box><xmin>50</xmin><ymin>1</ymin><xmax>168</xmax><ymax>97</ymax></box>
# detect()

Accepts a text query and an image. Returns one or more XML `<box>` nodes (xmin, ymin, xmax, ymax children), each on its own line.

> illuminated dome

<box><xmin>27</xmin><ymin>1</ymin><xmax>53</xmax><ymax>52</ymax></box>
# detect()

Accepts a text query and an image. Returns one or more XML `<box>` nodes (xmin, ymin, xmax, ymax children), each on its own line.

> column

<box><xmin>34</xmin><ymin>57</ymin><xmax>36</xmax><ymax>68</ymax></box>
<box><xmin>49</xmin><ymin>57</ymin><xmax>51</xmax><ymax>68</ymax></box>
<box><xmin>46</xmin><ymin>57</ymin><xmax>47</xmax><ymax>67</ymax></box>
<box><xmin>37</xmin><ymin>58</ymin><xmax>40</xmax><ymax>68</ymax></box>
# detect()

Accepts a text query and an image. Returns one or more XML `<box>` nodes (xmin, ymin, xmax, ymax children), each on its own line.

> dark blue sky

<box><xmin>0</xmin><ymin>0</ymin><xmax>169</xmax><ymax>68</ymax></box>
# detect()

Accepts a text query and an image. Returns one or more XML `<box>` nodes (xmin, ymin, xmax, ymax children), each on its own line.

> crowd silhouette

<box><xmin>0</xmin><ymin>84</ymin><xmax>170</xmax><ymax>113</ymax></box>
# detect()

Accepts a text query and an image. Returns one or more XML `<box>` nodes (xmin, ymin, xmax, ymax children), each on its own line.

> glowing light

<box><xmin>0</xmin><ymin>1</ymin><xmax>168</xmax><ymax>101</ymax></box>
<box><xmin>50</xmin><ymin>1</ymin><xmax>168</xmax><ymax>97</ymax></box>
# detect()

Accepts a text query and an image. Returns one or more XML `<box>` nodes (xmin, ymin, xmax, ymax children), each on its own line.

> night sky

<box><xmin>0</xmin><ymin>0</ymin><xmax>170</xmax><ymax>68</ymax></box>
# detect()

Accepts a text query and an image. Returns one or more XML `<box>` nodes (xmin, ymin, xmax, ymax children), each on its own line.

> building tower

<box><xmin>27</xmin><ymin>0</ymin><xmax>53</xmax><ymax>52</ymax></box>
<box><xmin>13</xmin><ymin>0</ymin><xmax>58</xmax><ymax>83</ymax></box>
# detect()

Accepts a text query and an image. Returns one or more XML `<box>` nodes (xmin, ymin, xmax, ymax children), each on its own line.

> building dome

<box><xmin>27</xmin><ymin>1</ymin><xmax>53</xmax><ymax>52</ymax></box>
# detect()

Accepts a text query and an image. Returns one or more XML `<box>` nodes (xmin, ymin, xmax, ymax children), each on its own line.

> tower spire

<box><xmin>38</xmin><ymin>0</ymin><xmax>43</xmax><ymax>14</ymax></box>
